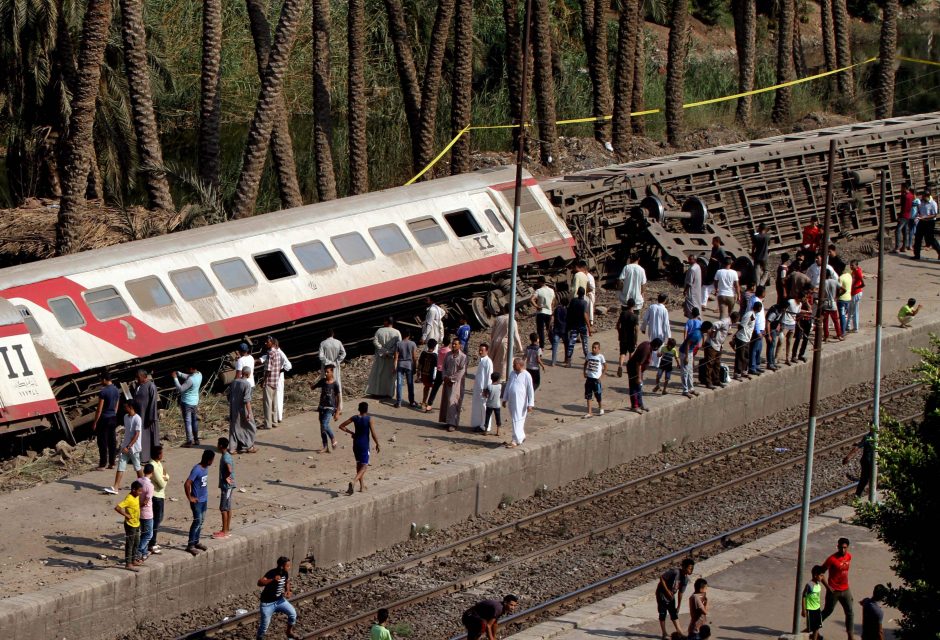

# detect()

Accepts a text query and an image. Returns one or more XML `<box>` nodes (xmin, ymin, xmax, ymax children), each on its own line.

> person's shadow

<box><xmin>58</xmin><ymin>478</ymin><xmax>111</xmax><ymax>492</ymax></box>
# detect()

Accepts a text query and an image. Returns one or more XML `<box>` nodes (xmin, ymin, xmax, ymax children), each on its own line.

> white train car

<box><xmin>0</xmin><ymin>166</ymin><xmax>574</xmax><ymax>436</ymax></box>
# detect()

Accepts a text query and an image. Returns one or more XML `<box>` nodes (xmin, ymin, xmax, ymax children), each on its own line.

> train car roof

<box><xmin>0</xmin><ymin>166</ymin><xmax>523</xmax><ymax>289</ymax></box>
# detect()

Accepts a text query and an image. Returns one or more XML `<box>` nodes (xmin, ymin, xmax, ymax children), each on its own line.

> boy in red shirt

<box><xmin>821</xmin><ymin>537</ymin><xmax>855</xmax><ymax>640</ymax></box>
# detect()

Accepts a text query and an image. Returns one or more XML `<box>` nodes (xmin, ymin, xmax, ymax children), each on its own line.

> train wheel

<box><xmin>471</xmin><ymin>297</ymin><xmax>495</xmax><ymax>329</ymax></box>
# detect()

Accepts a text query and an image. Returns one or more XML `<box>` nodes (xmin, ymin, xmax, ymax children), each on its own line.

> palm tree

<box><xmin>198</xmin><ymin>0</ymin><xmax>222</xmax><ymax>193</ymax></box>
<box><xmin>245</xmin><ymin>0</ymin><xmax>302</xmax><ymax>209</ymax></box>
<box><xmin>450</xmin><ymin>0</ymin><xmax>474</xmax><ymax>175</ymax></box>
<box><xmin>56</xmin><ymin>0</ymin><xmax>113</xmax><ymax>255</ymax></box>
<box><xmin>732</xmin><ymin>0</ymin><xmax>756</xmax><ymax>127</ymax></box>
<box><xmin>119</xmin><ymin>0</ymin><xmax>174</xmax><ymax>212</ymax></box>
<box><xmin>312</xmin><ymin>0</ymin><xmax>336</xmax><ymax>201</ymax></box>
<box><xmin>771</xmin><ymin>0</ymin><xmax>794</xmax><ymax>125</ymax></box>
<box><xmin>611</xmin><ymin>0</ymin><xmax>638</xmax><ymax>153</ymax></box>
<box><xmin>819</xmin><ymin>0</ymin><xmax>836</xmax><ymax>74</ymax></box>
<box><xmin>413</xmin><ymin>0</ymin><xmax>456</xmax><ymax>175</ymax></box>
<box><xmin>347</xmin><ymin>0</ymin><xmax>368</xmax><ymax>194</ymax></box>
<box><xmin>664</xmin><ymin>0</ymin><xmax>689</xmax><ymax>146</ymax></box>
<box><xmin>831</xmin><ymin>0</ymin><xmax>853</xmax><ymax>100</ymax></box>
<box><xmin>531</xmin><ymin>0</ymin><xmax>557</xmax><ymax>164</ymax></box>
<box><xmin>581</xmin><ymin>0</ymin><xmax>612</xmax><ymax>143</ymax></box>
<box><xmin>792</xmin><ymin>13</ymin><xmax>807</xmax><ymax>78</ymax></box>
<box><xmin>383</xmin><ymin>0</ymin><xmax>422</xmax><ymax>154</ymax></box>
<box><xmin>502</xmin><ymin>0</ymin><xmax>524</xmax><ymax>151</ymax></box>
<box><xmin>230</xmin><ymin>0</ymin><xmax>306</xmax><ymax>219</ymax></box>
<box><xmin>631</xmin><ymin>0</ymin><xmax>645</xmax><ymax>135</ymax></box>
<box><xmin>874</xmin><ymin>0</ymin><xmax>898</xmax><ymax>119</ymax></box>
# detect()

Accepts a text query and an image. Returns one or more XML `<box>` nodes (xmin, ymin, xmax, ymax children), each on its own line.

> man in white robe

<box><xmin>421</xmin><ymin>296</ymin><xmax>446</xmax><ymax>345</ymax></box>
<box><xmin>318</xmin><ymin>329</ymin><xmax>346</xmax><ymax>404</ymax></box>
<box><xmin>366</xmin><ymin>318</ymin><xmax>401</xmax><ymax>398</ymax></box>
<box><xmin>641</xmin><ymin>293</ymin><xmax>672</xmax><ymax>367</ymax></box>
<box><xmin>501</xmin><ymin>358</ymin><xmax>535</xmax><ymax>448</ymax></box>
<box><xmin>489</xmin><ymin>310</ymin><xmax>522</xmax><ymax>376</ymax></box>
<box><xmin>470</xmin><ymin>343</ymin><xmax>494</xmax><ymax>432</ymax></box>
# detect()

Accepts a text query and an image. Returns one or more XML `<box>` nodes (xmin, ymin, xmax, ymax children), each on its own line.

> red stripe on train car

<box><xmin>490</xmin><ymin>178</ymin><xmax>539</xmax><ymax>191</ymax></box>
<box><xmin>0</xmin><ymin>398</ymin><xmax>60</xmax><ymax>421</ymax></box>
<box><xmin>0</xmin><ymin>324</ymin><xmax>29</xmax><ymax>339</ymax></box>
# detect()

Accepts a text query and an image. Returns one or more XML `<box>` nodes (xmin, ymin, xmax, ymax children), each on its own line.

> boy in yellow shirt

<box><xmin>115</xmin><ymin>481</ymin><xmax>143</xmax><ymax>572</ymax></box>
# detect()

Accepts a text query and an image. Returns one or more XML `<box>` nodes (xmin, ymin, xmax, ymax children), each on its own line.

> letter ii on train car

<box><xmin>0</xmin><ymin>300</ymin><xmax>59</xmax><ymax>427</ymax></box>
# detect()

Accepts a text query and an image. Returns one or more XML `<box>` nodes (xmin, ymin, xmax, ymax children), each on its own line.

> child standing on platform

<box><xmin>802</xmin><ymin>565</ymin><xmax>826</xmax><ymax>640</ymax></box>
<box><xmin>484</xmin><ymin>372</ymin><xmax>503</xmax><ymax>437</ymax></box>
<box><xmin>524</xmin><ymin>332</ymin><xmax>545</xmax><ymax>390</ymax></box>
<box><xmin>583</xmin><ymin>341</ymin><xmax>606</xmax><ymax>418</ymax></box>
<box><xmin>338</xmin><ymin>402</ymin><xmax>381</xmax><ymax>495</ymax></box>
<box><xmin>114</xmin><ymin>480</ymin><xmax>143</xmax><ymax>572</ymax></box>
<box><xmin>653</xmin><ymin>338</ymin><xmax>679</xmax><ymax>394</ymax></box>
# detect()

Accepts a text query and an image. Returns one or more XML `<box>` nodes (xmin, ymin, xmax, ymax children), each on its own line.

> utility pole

<box><xmin>505</xmin><ymin>0</ymin><xmax>533</xmax><ymax>380</ymax></box>
<box><xmin>870</xmin><ymin>170</ymin><xmax>886</xmax><ymax>502</ymax></box>
<box><xmin>792</xmin><ymin>139</ymin><xmax>838</xmax><ymax>633</ymax></box>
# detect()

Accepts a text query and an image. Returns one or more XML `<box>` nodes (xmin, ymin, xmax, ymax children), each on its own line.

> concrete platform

<box><xmin>506</xmin><ymin>506</ymin><xmax>901</xmax><ymax>640</ymax></box>
<box><xmin>0</xmin><ymin>254</ymin><xmax>935</xmax><ymax>639</ymax></box>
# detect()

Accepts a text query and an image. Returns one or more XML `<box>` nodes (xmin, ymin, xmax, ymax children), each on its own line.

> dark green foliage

<box><xmin>855</xmin><ymin>335</ymin><xmax>940</xmax><ymax>639</ymax></box>
<box><xmin>692</xmin><ymin>0</ymin><xmax>727</xmax><ymax>26</ymax></box>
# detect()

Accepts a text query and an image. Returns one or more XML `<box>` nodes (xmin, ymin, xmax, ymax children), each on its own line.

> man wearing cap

<box><xmin>235</xmin><ymin>343</ymin><xmax>255</xmax><ymax>387</ymax></box>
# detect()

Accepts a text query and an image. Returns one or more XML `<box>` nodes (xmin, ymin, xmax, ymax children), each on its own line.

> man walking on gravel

<box><xmin>820</xmin><ymin>537</ymin><xmax>856</xmax><ymax>640</ymax></box>
<box><xmin>461</xmin><ymin>594</ymin><xmax>519</xmax><ymax>640</ymax></box>
<box><xmin>256</xmin><ymin>556</ymin><xmax>298</xmax><ymax>639</ymax></box>
<box><xmin>656</xmin><ymin>558</ymin><xmax>695</xmax><ymax>639</ymax></box>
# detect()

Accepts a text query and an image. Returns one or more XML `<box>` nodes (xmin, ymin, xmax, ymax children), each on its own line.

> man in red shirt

<box><xmin>894</xmin><ymin>183</ymin><xmax>915</xmax><ymax>252</ymax></box>
<box><xmin>802</xmin><ymin>218</ymin><xmax>823</xmax><ymax>254</ymax></box>
<box><xmin>821</xmin><ymin>537</ymin><xmax>855</xmax><ymax>640</ymax></box>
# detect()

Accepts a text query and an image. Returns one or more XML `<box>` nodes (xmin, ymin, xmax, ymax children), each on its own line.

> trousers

<box><xmin>96</xmin><ymin>416</ymin><xmax>118</xmax><ymax>468</ymax></box>
<box><xmin>821</xmin><ymin>588</ymin><xmax>854</xmax><ymax>633</ymax></box>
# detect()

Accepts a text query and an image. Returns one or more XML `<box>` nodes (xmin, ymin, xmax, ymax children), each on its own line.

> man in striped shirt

<box><xmin>259</xmin><ymin>336</ymin><xmax>283</xmax><ymax>430</ymax></box>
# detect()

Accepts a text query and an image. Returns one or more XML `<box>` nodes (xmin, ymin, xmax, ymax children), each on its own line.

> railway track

<box><xmin>175</xmin><ymin>383</ymin><xmax>923</xmax><ymax>640</ymax></box>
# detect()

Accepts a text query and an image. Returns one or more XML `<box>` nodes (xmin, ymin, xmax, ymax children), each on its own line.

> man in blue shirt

<box><xmin>184</xmin><ymin>449</ymin><xmax>214</xmax><ymax>555</ymax></box>
<box><xmin>679</xmin><ymin>314</ymin><xmax>706</xmax><ymax>398</ymax></box>
<box><xmin>92</xmin><ymin>372</ymin><xmax>122</xmax><ymax>469</ymax></box>
<box><xmin>912</xmin><ymin>189</ymin><xmax>940</xmax><ymax>260</ymax></box>
<box><xmin>173</xmin><ymin>365</ymin><xmax>203</xmax><ymax>447</ymax></box>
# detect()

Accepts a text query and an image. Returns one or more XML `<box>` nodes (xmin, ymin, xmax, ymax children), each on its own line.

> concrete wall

<box><xmin>0</xmin><ymin>320</ymin><xmax>934</xmax><ymax>639</ymax></box>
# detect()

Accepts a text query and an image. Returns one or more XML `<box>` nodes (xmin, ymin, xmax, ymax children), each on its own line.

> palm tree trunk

<box><xmin>531</xmin><ymin>0</ymin><xmax>557</xmax><ymax>165</ymax></box>
<box><xmin>664</xmin><ymin>0</ymin><xmax>689</xmax><ymax>147</ymax></box>
<box><xmin>831</xmin><ymin>0</ymin><xmax>853</xmax><ymax>99</ymax></box>
<box><xmin>450</xmin><ymin>0</ymin><xmax>474</xmax><ymax>175</ymax></box>
<box><xmin>820</xmin><ymin>0</ymin><xmax>836</xmax><ymax>73</ymax></box>
<box><xmin>230</xmin><ymin>0</ymin><xmax>306</xmax><ymax>219</ymax></box>
<box><xmin>312</xmin><ymin>0</ymin><xmax>336</xmax><ymax>201</ymax></box>
<box><xmin>874</xmin><ymin>0</ymin><xmax>898</xmax><ymax>119</ymax></box>
<box><xmin>198</xmin><ymin>0</ymin><xmax>223</xmax><ymax>192</ymax></box>
<box><xmin>592</xmin><ymin>0</ymin><xmax>612</xmax><ymax>143</ymax></box>
<box><xmin>413</xmin><ymin>0</ymin><xmax>456</xmax><ymax>175</ymax></box>
<box><xmin>793</xmin><ymin>13</ymin><xmax>807</xmax><ymax>78</ymax></box>
<box><xmin>771</xmin><ymin>0</ymin><xmax>794</xmax><ymax>125</ymax></box>
<box><xmin>119</xmin><ymin>0</ymin><xmax>174</xmax><ymax>212</ymax></box>
<box><xmin>631</xmin><ymin>2</ymin><xmax>645</xmax><ymax>135</ymax></box>
<box><xmin>384</xmin><ymin>0</ymin><xmax>422</xmax><ymax>154</ymax></box>
<box><xmin>246</xmin><ymin>0</ymin><xmax>302</xmax><ymax>209</ymax></box>
<box><xmin>732</xmin><ymin>0</ymin><xmax>756</xmax><ymax>127</ymax></box>
<box><xmin>347</xmin><ymin>0</ymin><xmax>369</xmax><ymax>194</ymax></box>
<box><xmin>56</xmin><ymin>0</ymin><xmax>113</xmax><ymax>255</ymax></box>
<box><xmin>611</xmin><ymin>0</ymin><xmax>638</xmax><ymax>153</ymax></box>
<box><xmin>503</xmin><ymin>0</ymin><xmax>524</xmax><ymax>151</ymax></box>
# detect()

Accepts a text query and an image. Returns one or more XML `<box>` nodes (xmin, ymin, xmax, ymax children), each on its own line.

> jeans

<box><xmin>124</xmin><ymin>524</ymin><xmax>140</xmax><ymax>565</ymax></box>
<box><xmin>821</xmin><ymin>588</ymin><xmax>854</xmax><ymax>633</ymax></box>
<box><xmin>749</xmin><ymin>335</ymin><xmax>763</xmax><ymax>372</ymax></box>
<box><xmin>96</xmin><ymin>416</ymin><xmax>118</xmax><ymax>467</ymax></box>
<box><xmin>150</xmin><ymin>497</ymin><xmax>164</xmax><ymax>549</ymax></box>
<box><xmin>837</xmin><ymin>300</ymin><xmax>850</xmax><ymax>337</ymax></box>
<box><xmin>680</xmin><ymin>353</ymin><xmax>694</xmax><ymax>393</ymax></box>
<box><xmin>550</xmin><ymin>332</ymin><xmax>566</xmax><ymax>365</ymax></box>
<box><xmin>765</xmin><ymin>329</ymin><xmax>779</xmax><ymax>368</ymax></box>
<box><xmin>181</xmin><ymin>402</ymin><xmax>199</xmax><ymax>443</ymax></box>
<box><xmin>257</xmin><ymin>597</ymin><xmax>297</xmax><ymax>639</ymax></box>
<box><xmin>536</xmin><ymin>313</ymin><xmax>551</xmax><ymax>348</ymax></box>
<box><xmin>566</xmin><ymin>327</ymin><xmax>589</xmax><ymax>361</ymax></box>
<box><xmin>895</xmin><ymin>219</ymin><xmax>912</xmax><ymax>249</ymax></box>
<box><xmin>849</xmin><ymin>292</ymin><xmax>862</xmax><ymax>332</ymax></box>
<box><xmin>395</xmin><ymin>367</ymin><xmax>415</xmax><ymax>405</ymax></box>
<box><xmin>188</xmin><ymin>500</ymin><xmax>207</xmax><ymax>546</ymax></box>
<box><xmin>137</xmin><ymin>518</ymin><xmax>153</xmax><ymax>558</ymax></box>
<box><xmin>319</xmin><ymin>408</ymin><xmax>336</xmax><ymax>448</ymax></box>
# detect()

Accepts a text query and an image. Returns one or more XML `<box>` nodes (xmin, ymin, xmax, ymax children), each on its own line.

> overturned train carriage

<box><xmin>544</xmin><ymin>112</ymin><xmax>940</xmax><ymax>280</ymax></box>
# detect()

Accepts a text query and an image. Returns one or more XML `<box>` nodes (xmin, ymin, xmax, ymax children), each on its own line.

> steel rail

<box><xmin>174</xmin><ymin>385</ymin><xmax>922</xmax><ymax>640</ymax></box>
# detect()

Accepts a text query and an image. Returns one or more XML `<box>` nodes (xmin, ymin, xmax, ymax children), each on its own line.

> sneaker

<box><xmin>103</xmin><ymin>486</ymin><xmax>118</xmax><ymax>495</ymax></box>
<box><xmin>186</xmin><ymin>546</ymin><xmax>200</xmax><ymax>556</ymax></box>
<box><xmin>150</xmin><ymin>546</ymin><xmax>162</xmax><ymax>555</ymax></box>
<box><xmin>194</xmin><ymin>543</ymin><xmax>208</xmax><ymax>551</ymax></box>
<box><xmin>617</xmin><ymin>366</ymin><xmax>623</xmax><ymax>378</ymax></box>
<box><xmin>393</xmin><ymin>402</ymin><xmax>400</xmax><ymax>408</ymax></box>
<box><xmin>181</xmin><ymin>441</ymin><xmax>193</xmax><ymax>448</ymax></box>
<box><xmin>598</xmin><ymin>409</ymin><xmax>605</xmax><ymax>416</ymax></box>
<box><xmin>347</xmin><ymin>482</ymin><xmax>355</xmax><ymax>496</ymax></box>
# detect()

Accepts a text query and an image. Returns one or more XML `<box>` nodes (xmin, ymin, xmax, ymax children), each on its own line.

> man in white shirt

<box><xmin>619</xmin><ymin>254</ymin><xmax>647</xmax><ymax>311</ymax></box>
<box><xmin>806</xmin><ymin>254</ymin><xmax>837</xmax><ymax>288</ymax></box>
<box><xmin>235</xmin><ymin>343</ymin><xmax>255</xmax><ymax>387</ymax></box>
<box><xmin>912</xmin><ymin>189</ymin><xmax>940</xmax><ymax>260</ymax></box>
<box><xmin>713</xmin><ymin>256</ymin><xmax>740</xmax><ymax>321</ymax></box>
<box><xmin>421</xmin><ymin>296</ymin><xmax>446</xmax><ymax>345</ymax></box>
<box><xmin>641</xmin><ymin>293</ymin><xmax>671</xmax><ymax>368</ymax></box>
<box><xmin>530</xmin><ymin>277</ymin><xmax>555</xmax><ymax>349</ymax></box>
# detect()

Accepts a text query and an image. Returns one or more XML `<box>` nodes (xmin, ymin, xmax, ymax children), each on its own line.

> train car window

<box><xmin>484</xmin><ymin>208</ymin><xmax>506</xmax><ymax>233</ymax></box>
<box><xmin>443</xmin><ymin>209</ymin><xmax>483</xmax><ymax>237</ymax></box>
<box><xmin>212</xmin><ymin>258</ymin><xmax>258</xmax><ymax>290</ymax></box>
<box><xmin>253</xmin><ymin>251</ymin><xmax>297</xmax><ymax>281</ymax></box>
<box><xmin>16</xmin><ymin>306</ymin><xmax>42</xmax><ymax>336</ymax></box>
<box><xmin>292</xmin><ymin>240</ymin><xmax>337</xmax><ymax>273</ymax></box>
<box><xmin>369</xmin><ymin>224</ymin><xmax>412</xmax><ymax>255</ymax></box>
<box><xmin>331</xmin><ymin>232</ymin><xmax>375</xmax><ymax>264</ymax></box>
<box><xmin>48</xmin><ymin>296</ymin><xmax>85</xmax><ymax>328</ymax></box>
<box><xmin>83</xmin><ymin>287</ymin><xmax>131</xmax><ymax>321</ymax></box>
<box><xmin>406</xmin><ymin>217</ymin><xmax>448</xmax><ymax>246</ymax></box>
<box><xmin>126</xmin><ymin>276</ymin><xmax>174</xmax><ymax>311</ymax></box>
<box><xmin>169</xmin><ymin>267</ymin><xmax>216</xmax><ymax>301</ymax></box>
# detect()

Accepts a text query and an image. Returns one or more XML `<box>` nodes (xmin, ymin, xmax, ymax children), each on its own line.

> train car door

<box><xmin>0</xmin><ymin>298</ymin><xmax>62</xmax><ymax>436</ymax></box>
